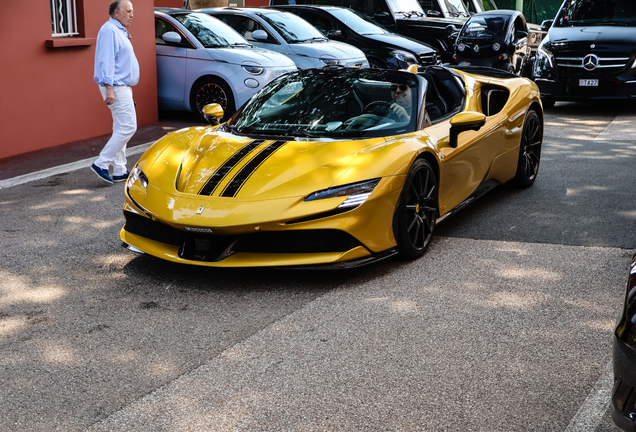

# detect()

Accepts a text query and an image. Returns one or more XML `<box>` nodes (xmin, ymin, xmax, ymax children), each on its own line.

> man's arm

<box><xmin>94</xmin><ymin>26</ymin><xmax>118</xmax><ymax>105</ymax></box>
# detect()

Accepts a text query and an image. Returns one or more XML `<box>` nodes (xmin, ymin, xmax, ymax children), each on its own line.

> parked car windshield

<box><xmin>554</xmin><ymin>0</ymin><xmax>636</xmax><ymax>26</ymax></box>
<box><xmin>461</xmin><ymin>15</ymin><xmax>508</xmax><ymax>38</ymax></box>
<box><xmin>328</xmin><ymin>8</ymin><xmax>389</xmax><ymax>35</ymax></box>
<box><xmin>441</xmin><ymin>0</ymin><xmax>470</xmax><ymax>17</ymax></box>
<box><xmin>173</xmin><ymin>13</ymin><xmax>250</xmax><ymax>47</ymax></box>
<box><xmin>259</xmin><ymin>11</ymin><xmax>328</xmax><ymax>43</ymax></box>
<box><xmin>388</xmin><ymin>0</ymin><xmax>427</xmax><ymax>15</ymax></box>
<box><xmin>229</xmin><ymin>69</ymin><xmax>421</xmax><ymax>139</ymax></box>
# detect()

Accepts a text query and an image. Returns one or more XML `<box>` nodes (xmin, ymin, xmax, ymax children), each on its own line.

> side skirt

<box><xmin>436</xmin><ymin>179</ymin><xmax>500</xmax><ymax>225</ymax></box>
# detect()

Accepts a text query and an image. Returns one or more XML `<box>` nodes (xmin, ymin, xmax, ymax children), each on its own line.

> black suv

<box><xmin>533</xmin><ymin>0</ymin><xmax>636</xmax><ymax>106</ymax></box>
<box><xmin>269</xmin><ymin>0</ymin><xmax>466</xmax><ymax>62</ymax></box>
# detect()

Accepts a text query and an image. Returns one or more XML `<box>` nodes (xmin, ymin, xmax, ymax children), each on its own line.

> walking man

<box><xmin>92</xmin><ymin>0</ymin><xmax>139</xmax><ymax>184</ymax></box>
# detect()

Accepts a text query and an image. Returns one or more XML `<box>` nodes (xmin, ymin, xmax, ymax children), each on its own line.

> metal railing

<box><xmin>50</xmin><ymin>0</ymin><xmax>79</xmax><ymax>37</ymax></box>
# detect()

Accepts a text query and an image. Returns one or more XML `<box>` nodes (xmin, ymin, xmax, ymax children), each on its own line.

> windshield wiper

<box><xmin>220</xmin><ymin>123</ymin><xmax>238</xmax><ymax>133</ymax></box>
<box><xmin>285</xmin><ymin>129</ymin><xmax>318</xmax><ymax>138</ymax></box>
<box><xmin>228</xmin><ymin>42</ymin><xmax>253</xmax><ymax>47</ymax></box>
<box><xmin>396</xmin><ymin>11</ymin><xmax>423</xmax><ymax>18</ymax></box>
<box><xmin>296</xmin><ymin>37</ymin><xmax>328</xmax><ymax>43</ymax></box>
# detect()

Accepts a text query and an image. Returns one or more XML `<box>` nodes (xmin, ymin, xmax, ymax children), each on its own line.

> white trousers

<box><xmin>95</xmin><ymin>85</ymin><xmax>137</xmax><ymax>176</ymax></box>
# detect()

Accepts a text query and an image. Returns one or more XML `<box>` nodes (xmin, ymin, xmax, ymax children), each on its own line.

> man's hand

<box><xmin>389</xmin><ymin>104</ymin><xmax>409</xmax><ymax>122</ymax></box>
<box><xmin>104</xmin><ymin>86</ymin><xmax>115</xmax><ymax>105</ymax></box>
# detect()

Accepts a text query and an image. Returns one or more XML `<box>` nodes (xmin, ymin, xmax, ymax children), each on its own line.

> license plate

<box><xmin>579</xmin><ymin>79</ymin><xmax>598</xmax><ymax>87</ymax></box>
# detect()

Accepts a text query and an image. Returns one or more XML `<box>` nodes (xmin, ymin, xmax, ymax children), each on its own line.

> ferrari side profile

<box><xmin>121</xmin><ymin>65</ymin><xmax>543</xmax><ymax>268</ymax></box>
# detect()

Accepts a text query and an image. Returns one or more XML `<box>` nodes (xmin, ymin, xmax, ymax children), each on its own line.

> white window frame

<box><xmin>51</xmin><ymin>0</ymin><xmax>79</xmax><ymax>37</ymax></box>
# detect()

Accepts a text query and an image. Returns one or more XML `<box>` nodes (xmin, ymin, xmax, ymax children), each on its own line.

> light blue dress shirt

<box><xmin>94</xmin><ymin>18</ymin><xmax>140</xmax><ymax>87</ymax></box>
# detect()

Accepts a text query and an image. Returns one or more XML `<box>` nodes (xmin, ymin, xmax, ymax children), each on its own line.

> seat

<box><xmin>155</xmin><ymin>20</ymin><xmax>166</xmax><ymax>45</ymax></box>
<box><xmin>422</xmin><ymin>73</ymin><xmax>447</xmax><ymax>117</ymax></box>
<box><xmin>243</xmin><ymin>19</ymin><xmax>255</xmax><ymax>40</ymax></box>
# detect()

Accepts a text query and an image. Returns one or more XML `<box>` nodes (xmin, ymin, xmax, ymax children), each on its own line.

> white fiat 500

<box><xmin>155</xmin><ymin>8</ymin><xmax>297</xmax><ymax>120</ymax></box>
<box><xmin>200</xmin><ymin>7</ymin><xmax>369</xmax><ymax>70</ymax></box>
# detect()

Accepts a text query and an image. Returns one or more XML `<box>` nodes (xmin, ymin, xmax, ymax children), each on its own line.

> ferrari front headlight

<box><xmin>126</xmin><ymin>166</ymin><xmax>148</xmax><ymax>190</ymax></box>
<box><xmin>304</xmin><ymin>179</ymin><xmax>381</xmax><ymax>209</ymax></box>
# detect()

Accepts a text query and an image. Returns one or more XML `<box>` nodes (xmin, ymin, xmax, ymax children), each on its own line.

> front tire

<box><xmin>396</xmin><ymin>158</ymin><xmax>438</xmax><ymax>260</ymax></box>
<box><xmin>190</xmin><ymin>77</ymin><xmax>235</xmax><ymax>122</ymax></box>
<box><xmin>514</xmin><ymin>109</ymin><xmax>543</xmax><ymax>188</ymax></box>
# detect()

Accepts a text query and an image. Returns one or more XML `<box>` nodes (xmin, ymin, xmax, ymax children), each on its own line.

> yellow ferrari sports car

<box><xmin>121</xmin><ymin>65</ymin><xmax>543</xmax><ymax>268</ymax></box>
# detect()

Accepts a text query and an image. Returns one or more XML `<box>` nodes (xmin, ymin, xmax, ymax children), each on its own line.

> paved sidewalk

<box><xmin>0</xmin><ymin>111</ymin><xmax>203</xmax><ymax>181</ymax></box>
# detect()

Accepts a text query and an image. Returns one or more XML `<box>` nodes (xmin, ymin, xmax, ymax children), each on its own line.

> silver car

<box><xmin>154</xmin><ymin>8</ymin><xmax>297</xmax><ymax>119</ymax></box>
<box><xmin>200</xmin><ymin>7</ymin><xmax>369</xmax><ymax>69</ymax></box>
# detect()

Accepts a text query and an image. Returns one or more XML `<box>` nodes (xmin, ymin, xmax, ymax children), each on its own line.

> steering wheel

<box><xmin>363</xmin><ymin>101</ymin><xmax>392</xmax><ymax>117</ymax></box>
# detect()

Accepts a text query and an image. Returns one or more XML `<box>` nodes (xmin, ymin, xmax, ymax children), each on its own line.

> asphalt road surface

<box><xmin>1</xmin><ymin>101</ymin><xmax>635</xmax><ymax>431</ymax></box>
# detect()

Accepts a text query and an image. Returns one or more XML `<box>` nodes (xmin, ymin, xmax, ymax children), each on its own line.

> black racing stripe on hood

<box><xmin>198</xmin><ymin>140</ymin><xmax>265</xmax><ymax>196</ymax></box>
<box><xmin>221</xmin><ymin>140</ymin><xmax>287</xmax><ymax>198</ymax></box>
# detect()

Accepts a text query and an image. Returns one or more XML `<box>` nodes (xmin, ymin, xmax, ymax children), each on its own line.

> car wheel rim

<box><xmin>196</xmin><ymin>83</ymin><xmax>227</xmax><ymax>114</ymax></box>
<box><xmin>521</xmin><ymin>114</ymin><xmax>542</xmax><ymax>180</ymax></box>
<box><xmin>405</xmin><ymin>166</ymin><xmax>436</xmax><ymax>251</ymax></box>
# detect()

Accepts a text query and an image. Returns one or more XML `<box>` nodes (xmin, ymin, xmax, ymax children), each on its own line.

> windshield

<box><xmin>260</xmin><ymin>11</ymin><xmax>327</xmax><ymax>43</ymax></box>
<box><xmin>174</xmin><ymin>13</ymin><xmax>249</xmax><ymax>47</ymax></box>
<box><xmin>329</xmin><ymin>8</ymin><xmax>389</xmax><ymax>35</ymax></box>
<box><xmin>554</xmin><ymin>0</ymin><xmax>636</xmax><ymax>27</ymax></box>
<box><xmin>441</xmin><ymin>0</ymin><xmax>470</xmax><ymax>17</ymax></box>
<box><xmin>230</xmin><ymin>69</ymin><xmax>421</xmax><ymax>139</ymax></box>
<box><xmin>460</xmin><ymin>15</ymin><xmax>508</xmax><ymax>38</ymax></box>
<box><xmin>387</xmin><ymin>0</ymin><xmax>427</xmax><ymax>15</ymax></box>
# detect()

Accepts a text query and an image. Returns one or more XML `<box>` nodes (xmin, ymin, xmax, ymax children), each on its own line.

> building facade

<box><xmin>0</xmin><ymin>1</ymin><xmax>171</xmax><ymax>161</ymax></box>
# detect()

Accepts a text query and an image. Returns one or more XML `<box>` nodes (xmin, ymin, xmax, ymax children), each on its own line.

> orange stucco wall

<box><xmin>244</xmin><ymin>0</ymin><xmax>268</xmax><ymax>6</ymax></box>
<box><xmin>0</xmin><ymin>0</ymin><xmax>159</xmax><ymax>161</ymax></box>
<box><xmin>155</xmin><ymin>0</ymin><xmax>183</xmax><ymax>6</ymax></box>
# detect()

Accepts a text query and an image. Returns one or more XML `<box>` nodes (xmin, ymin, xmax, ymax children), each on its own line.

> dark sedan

<box><xmin>453</xmin><ymin>10</ymin><xmax>530</xmax><ymax>75</ymax></box>
<box><xmin>269</xmin><ymin>5</ymin><xmax>439</xmax><ymax>69</ymax></box>
<box><xmin>613</xmin><ymin>253</ymin><xmax>636</xmax><ymax>431</ymax></box>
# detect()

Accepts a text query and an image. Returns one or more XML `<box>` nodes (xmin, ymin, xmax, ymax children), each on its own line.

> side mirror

<box><xmin>427</xmin><ymin>10</ymin><xmax>442</xmax><ymax>17</ymax></box>
<box><xmin>162</xmin><ymin>31</ymin><xmax>182</xmax><ymax>44</ymax></box>
<box><xmin>540</xmin><ymin>20</ymin><xmax>553</xmax><ymax>31</ymax></box>
<box><xmin>202</xmin><ymin>103</ymin><xmax>224</xmax><ymax>126</ymax></box>
<box><xmin>327</xmin><ymin>29</ymin><xmax>342</xmax><ymax>38</ymax></box>
<box><xmin>251</xmin><ymin>29</ymin><xmax>269</xmax><ymax>41</ymax></box>
<box><xmin>449</xmin><ymin>112</ymin><xmax>486</xmax><ymax>148</ymax></box>
<box><xmin>515</xmin><ymin>30</ymin><xmax>528</xmax><ymax>39</ymax></box>
<box><xmin>445</xmin><ymin>24</ymin><xmax>457</xmax><ymax>34</ymax></box>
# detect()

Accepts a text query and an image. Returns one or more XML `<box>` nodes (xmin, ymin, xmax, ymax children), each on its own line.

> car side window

<box><xmin>217</xmin><ymin>15</ymin><xmax>275</xmax><ymax>43</ymax></box>
<box><xmin>300</xmin><ymin>11</ymin><xmax>335</xmax><ymax>35</ymax></box>
<box><xmin>419</xmin><ymin>0</ymin><xmax>442</xmax><ymax>14</ymax></box>
<box><xmin>155</xmin><ymin>18</ymin><xmax>192</xmax><ymax>48</ymax></box>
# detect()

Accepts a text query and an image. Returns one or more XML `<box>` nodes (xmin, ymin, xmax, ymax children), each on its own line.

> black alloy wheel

<box><xmin>190</xmin><ymin>77</ymin><xmax>235</xmax><ymax>122</ymax></box>
<box><xmin>396</xmin><ymin>158</ymin><xmax>438</xmax><ymax>260</ymax></box>
<box><xmin>514</xmin><ymin>109</ymin><xmax>542</xmax><ymax>188</ymax></box>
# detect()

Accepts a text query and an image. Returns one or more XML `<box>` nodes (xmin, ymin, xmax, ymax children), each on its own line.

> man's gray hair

<box><xmin>109</xmin><ymin>0</ymin><xmax>131</xmax><ymax>15</ymax></box>
<box><xmin>109</xmin><ymin>1</ymin><xmax>121</xmax><ymax>16</ymax></box>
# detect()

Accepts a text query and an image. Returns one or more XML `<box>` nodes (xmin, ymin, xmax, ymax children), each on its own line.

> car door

<box><xmin>155</xmin><ymin>17</ymin><xmax>189</xmax><ymax>106</ymax></box>
<box><xmin>421</xmin><ymin>74</ymin><xmax>508</xmax><ymax>214</ymax></box>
